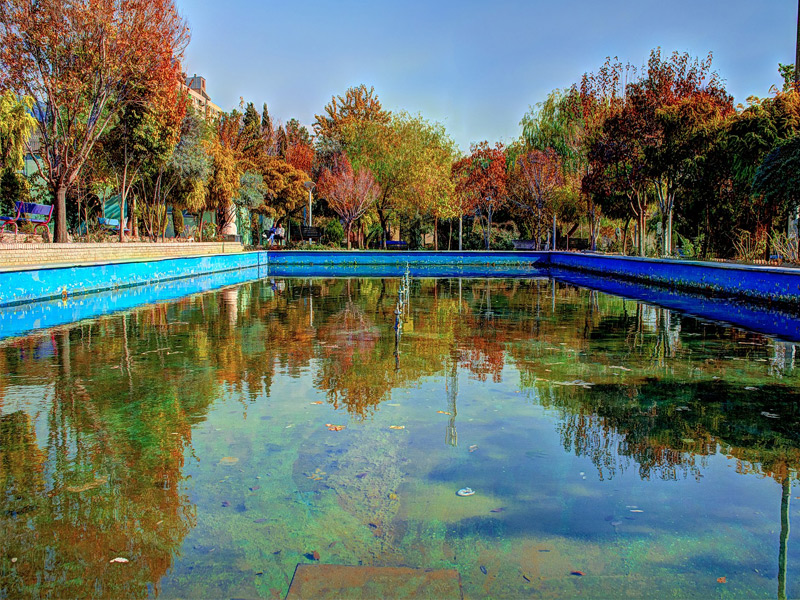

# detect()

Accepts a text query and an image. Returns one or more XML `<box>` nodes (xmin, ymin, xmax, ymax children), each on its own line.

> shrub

<box><xmin>323</xmin><ymin>219</ymin><xmax>344</xmax><ymax>246</ymax></box>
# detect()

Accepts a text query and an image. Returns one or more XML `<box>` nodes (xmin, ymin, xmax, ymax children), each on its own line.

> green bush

<box><xmin>323</xmin><ymin>219</ymin><xmax>344</xmax><ymax>246</ymax></box>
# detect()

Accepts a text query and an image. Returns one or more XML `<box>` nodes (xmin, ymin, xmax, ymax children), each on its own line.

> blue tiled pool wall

<box><xmin>550</xmin><ymin>252</ymin><xmax>800</xmax><ymax>305</ymax></box>
<box><xmin>0</xmin><ymin>252</ymin><xmax>265</xmax><ymax>307</ymax></box>
<box><xmin>0</xmin><ymin>266</ymin><xmax>263</xmax><ymax>341</ymax></box>
<box><xmin>0</xmin><ymin>249</ymin><xmax>798</xmax><ymax>312</ymax></box>
<box><xmin>265</xmin><ymin>250</ymin><xmax>547</xmax><ymax>267</ymax></box>
<box><xmin>0</xmin><ymin>249</ymin><xmax>799</xmax><ymax>343</ymax></box>
<box><xmin>550</xmin><ymin>267</ymin><xmax>800</xmax><ymax>343</ymax></box>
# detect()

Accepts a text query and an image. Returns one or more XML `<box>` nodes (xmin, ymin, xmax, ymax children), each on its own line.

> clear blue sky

<box><xmin>178</xmin><ymin>0</ymin><xmax>796</xmax><ymax>153</ymax></box>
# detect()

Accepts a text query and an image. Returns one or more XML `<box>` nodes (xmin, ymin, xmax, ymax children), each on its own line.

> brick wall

<box><xmin>0</xmin><ymin>242</ymin><xmax>244</xmax><ymax>268</ymax></box>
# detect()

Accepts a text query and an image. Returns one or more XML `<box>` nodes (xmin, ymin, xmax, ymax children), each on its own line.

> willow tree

<box><xmin>0</xmin><ymin>0</ymin><xmax>189</xmax><ymax>242</ymax></box>
<box><xmin>0</xmin><ymin>91</ymin><xmax>36</xmax><ymax>215</ymax></box>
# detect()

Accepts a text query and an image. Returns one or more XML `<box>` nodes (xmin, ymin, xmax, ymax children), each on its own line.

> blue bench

<box><xmin>98</xmin><ymin>217</ymin><xmax>130</xmax><ymax>234</ymax></box>
<box><xmin>386</xmin><ymin>240</ymin><xmax>408</xmax><ymax>250</ymax></box>
<box><xmin>0</xmin><ymin>201</ymin><xmax>53</xmax><ymax>237</ymax></box>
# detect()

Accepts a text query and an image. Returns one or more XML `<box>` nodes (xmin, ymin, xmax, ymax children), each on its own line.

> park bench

<box><xmin>386</xmin><ymin>240</ymin><xmax>408</xmax><ymax>250</ymax></box>
<box><xmin>98</xmin><ymin>217</ymin><xmax>130</xmax><ymax>234</ymax></box>
<box><xmin>299</xmin><ymin>226</ymin><xmax>322</xmax><ymax>242</ymax></box>
<box><xmin>0</xmin><ymin>201</ymin><xmax>53</xmax><ymax>237</ymax></box>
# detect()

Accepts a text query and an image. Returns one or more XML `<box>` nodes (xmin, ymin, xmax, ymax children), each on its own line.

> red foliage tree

<box><xmin>318</xmin><ymin>158</ymin><xmax>380</xmax><ymax>249</ymax></box>
<box><xmin>0</xmin><ymin>0</ymin><xmax>189</xmax><ymax>242</ymax></box>
<box><xmin>452</xmin><ymin>141</ymin><xmax>507</xmax><ymax>249</ymax></box>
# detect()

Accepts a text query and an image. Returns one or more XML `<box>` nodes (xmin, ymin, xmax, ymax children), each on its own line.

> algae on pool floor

<box><xmin>0</xmin><ymin>276</ymin><xmax>798</xmax><ymax>599</ymax></box>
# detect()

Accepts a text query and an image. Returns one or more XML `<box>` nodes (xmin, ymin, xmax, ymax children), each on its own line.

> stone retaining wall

<box><xmin>0</xmin><ymin>241</ymin><xmax>243</xmax><ymax>268</ymax></box>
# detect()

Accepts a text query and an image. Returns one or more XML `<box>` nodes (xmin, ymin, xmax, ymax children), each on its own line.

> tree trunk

<box><xmin>459</xmin><ymin>215</ymin><xmax>463</xmax><ymax>251</ymax></box>
<box><xmin>486</xmin><ymin>206</ymin><xmax>493</xmax><ymax>250</ymax></box>
<box><xmin>448</xmin><ymin>219</ymin><xmax>453</xmax><ymax>250</ymax></box>
<box><xmin>434</xmin><ymin>216</ymin><xmax>438</xmax><ymax>251</ymax></box>
<box><xmin>622</xmin><ymin>218</ymin><xmax>630</xmax><ymax>255</ymax></box>
<box><xmin>54</xmin><ymin>184</ymin><xmax>68</xmax><ymax>243</ymax></box>
<box><xmin>346</xmin><ymin>222</ymin><xmax>352</xmax><ymax>250</ymax></box>
<box><xmin>666</xmin><ymin>204</ymin><xmax>674</xmax><ymax>256</ymax></box>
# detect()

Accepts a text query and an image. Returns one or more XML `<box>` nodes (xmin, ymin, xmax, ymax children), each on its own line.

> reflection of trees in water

<box><xmin>1</xmin><ymin>276</ymin><xmax>799</xmax><ymax>596</ymax></box>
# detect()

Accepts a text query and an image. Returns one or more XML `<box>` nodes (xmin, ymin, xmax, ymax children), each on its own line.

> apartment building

<box><xmin>184</xmin><ymin>74</ymin><xmax>223</xmax><ymax>121</ymax></box>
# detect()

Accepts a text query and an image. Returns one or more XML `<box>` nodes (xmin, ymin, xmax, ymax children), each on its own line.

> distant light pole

<box><xmin>796</xmin><ymin>0</ymin><xmax>800</xmax><ymax>85</ymax></box>
<box><xmin>303</xmin><ymin>181</ymin><xmax>315</xmax><ymax>227</ymax></box>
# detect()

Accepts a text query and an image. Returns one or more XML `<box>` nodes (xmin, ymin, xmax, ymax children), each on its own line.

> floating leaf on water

<box><xmin>356</xmin><ymin>472</ymin><xmax>367</xmax><ymax>479</ymax></box>
<box><xmin>630</xmin><ymin>509</ymin><xmax>644</xmax><ymax>513</ymax></box>
<box><xmin>608</xmin><ymin>365</ymin><xmax>632</xmax><ymax>371</ymax></box>
<box><xmin>436</xmin><ymin>411</ymin><xmax>451</xmax><ymax>415</ymax></box>
<box><xmin>468</xmin><ymin>445</ymin><xmax>478</xmax><ymax>452</ymax></box>
<box><xmin>388</xmin><ymin>492</ymin><xmax>398</xmax><ymax>500</ymax></box>
<box><xmin>553</xmin><ymin>380</ymin><xmax>594</xmax><ymax>389</ymax></box>
<box><xmin>490</xmin><ymin>507</ymin><xmax>506</xmax><ymax>513</ymax></box>
<box><xmin>310</xmin><ymin>401</ymin><xmax>324</xmax><ymax>405</ymax></box>
<box><xmin>109</xmin><ymin>557</ymin><xmax>129</xmax><ymax>563</ymax></box>
<box><xmin>480</xmin><ymin>566</ymin><xmax>488</xmax><ymax>575</ymax></box>
<box><xmin>389</xmin><ymin>425</ymin><xmax>405</xmax><ymax>430</ymax></box>
<box><xmin>65</xmin><ymin>475</ymin><xmax>108</xmax><ymax>493</ymax></box>
<box><xmin>761</xmin><ymin>412</ymin><xmax>779</xmax><ymax>419</ymax></box>
<box><xmin>744</xmin><ymin>387</ymin><xmax>758</xmax><ymax>391</ymax></box>
<box><xmin>219</xmin><ymin>457</ymin><xmax>239</xmax><ymax>466</ymax></box>
<box><xmin>253</xmin><ymin>518</ymin><xmax>267</xmax><ymax>523</ymax></box>
<box><xmin>456</xmin><ymin>487</ymin><xmax>475</xmax><ymax>497</ymax></box>
<box><xmin>522</xmin><ymin>574</ymin><xmax>531</xmax><ymax>582</ymax></box>
<box><xmin>326</xmin><ymin>425</ymin><xmax>346</xmax><ymax>431</ymax></box>
<box><xmin>717</xmin><ymin>576</ymin><xmax>726</xmax><ymax>584</ymax></box>
<box><xmin>611</xmin><ymin>521</ymin><xmax>622</xmax><ymax>526</ymax></box>
<box><xmin>249</xmin><ymin>486</ymin><xmax>261</xmax><ymax>491</ymax></box>
<box><xmin>570</xmin><ymin>571</ymin><xmax>584</xmax><ymax>576</ymax></box>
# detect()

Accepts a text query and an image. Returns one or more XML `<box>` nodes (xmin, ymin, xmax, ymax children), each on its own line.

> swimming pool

<box><xmin>1</xmin><ymin>274</ymin><xmax>798</xmax><ymax>598</ymax></box>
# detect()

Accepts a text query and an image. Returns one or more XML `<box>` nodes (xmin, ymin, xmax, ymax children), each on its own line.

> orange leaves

<box><xmin>325</xmin><ymin>424</ymin><xmax>346</xmax><ymax>432</ymax></box>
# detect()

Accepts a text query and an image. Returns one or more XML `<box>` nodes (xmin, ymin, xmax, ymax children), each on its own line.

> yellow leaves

<box><xmin>389</xmin><ymin>425</ymin><xmax>405</xmax><ymax>430</ymax></box>
<box><xmin>0</xmin><ymin>91</ymin><xmax>37</xmax><ymax>171</ymax></box>
<box><xmin>325</xmin><ymin>424</ymin><xmax>346</xmax><ymax>431</ymax></box>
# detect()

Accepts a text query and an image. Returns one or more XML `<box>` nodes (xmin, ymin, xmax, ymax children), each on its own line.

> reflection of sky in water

<box><xmin>0</xmin><ymin>277</ymin><xmax>798</xmax><ymax>599</ymax></box>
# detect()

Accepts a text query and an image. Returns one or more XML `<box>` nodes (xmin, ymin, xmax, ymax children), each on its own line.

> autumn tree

<box><xmin>313</xmin><ymin>84</ymin><xmax>391</xmax><ymax>153</ymax></box>
<box><xmin>452</xmin><ymin>142</ymin><xmax>508</xmax><ymax>250</ymax></box>
<box><xmin>139</xmin><ymin>107</ymin><xmax>212</xmax><ymax>240</ymax></box>
<box><xmin>318</xmin><ymin>158</ymin><xmax>380</xmax><ymax>249</ymax></box>
<box><xmin>512</xmin><ymin>149</ymin><xmax>564</xmax><ymax>249</ymax></box>
<box><xmin>632</xmin><ymin>49</ymin><xmax>733</xmax><ymax>255</ymax></box>
<box><xmin>102</xmin><ymin>84</ymin><xmax>185</xmax><ymax>240</ymax></box>
<box><xmin>345</xmin><ymin>112</ymin><xmax>456</xmax><ymax>248</ymax></box>
<box><xmin>0</xmin><ymin>0</ymin><xmax>189</xmax><ymax>243</ymax></box>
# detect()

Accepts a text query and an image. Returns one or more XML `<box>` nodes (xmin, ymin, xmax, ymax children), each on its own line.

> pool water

<box><xmin>1</xmin><ymin>276</ymin><xmax>799</xmax><ymax>599</ymax></box>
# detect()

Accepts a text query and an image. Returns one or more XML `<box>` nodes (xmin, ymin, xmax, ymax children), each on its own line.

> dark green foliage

<box><xmin>0</xmin><ymin>167</ymin><xmax>26</xmax><ymax>216</ymax></box>
<box><xmin>753</xmin><ymin>135</ymin><xmax>800</xmax><ymax>221</ymax></box>
<box><xmin>323</xmin><ymin>218</ymin><xmax>344</xmax><ymax>245</ymax></box>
